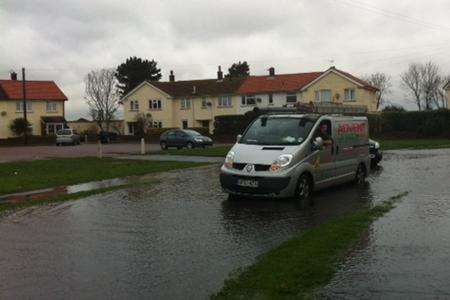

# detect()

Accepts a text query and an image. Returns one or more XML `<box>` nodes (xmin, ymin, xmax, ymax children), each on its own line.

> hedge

<box><xmin>214</xmin><ymin>110</ymin><xmax>450</xmax><ymax>139</ymax></box>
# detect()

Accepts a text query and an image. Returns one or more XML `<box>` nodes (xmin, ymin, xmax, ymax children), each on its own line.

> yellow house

<box><xmin>121</xmin><ymin>66</ymin><xmax>378</xmax><ymax>135</ymax></box>
<box><xmin>0</xmin><ymin>74</ymin><xmax>67</xmax><ymax>139</ymax></box>
<box><xmin>121</xmin><ymin>68</ymin><xmax>245</xmax><ymax>134</ymax></box>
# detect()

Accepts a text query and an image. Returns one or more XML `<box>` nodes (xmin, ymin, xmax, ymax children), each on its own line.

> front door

<box><xmin>312</xmin><ymin>119</ymin><xmax>335</xmax><ymax>184</ymax></box>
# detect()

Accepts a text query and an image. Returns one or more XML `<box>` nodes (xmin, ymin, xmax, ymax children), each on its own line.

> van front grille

<box><xmin>232</xmin><ymin>163</ymin><xmax>270</xmax><ymax>172</ymax></box>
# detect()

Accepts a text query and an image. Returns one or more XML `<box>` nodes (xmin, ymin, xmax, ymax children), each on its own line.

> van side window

<box><xmin>314</xmin><ymin>120</ymin><xmax>332</xmax><ymax>143</ymax></box>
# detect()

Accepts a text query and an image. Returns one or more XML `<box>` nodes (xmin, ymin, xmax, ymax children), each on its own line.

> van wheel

<box><xmin>355</xmin><ymin>163</ymin><xmax>367</xmax><ymax>185</ymax></box>
<box><xmin>296</xmin><ymin>173</ymin><xmax>313</xmax><ymax>207</ymax></box>
<box><xmin>160</xmin><ymin>142</ymin><xmax>168</xmax><ymax>150</ymax></box>
<box><xmin>187</xmin><ymin>142</ymin><xmax>194</xmax><ymax>149</ymax></box>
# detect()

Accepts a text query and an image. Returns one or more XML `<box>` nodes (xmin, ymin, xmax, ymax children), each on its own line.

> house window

<box><xmin>130</xmin><ymin>100</ymin><xmax>139</xmax><ymax>111</ymax></box>
<box><xmin>127</xmin><ymin>122</ymin><xmax>136</xmax><ymax>135</ymax></box>
<box><xmin>314</xmin><ymin>90</ymin><xmax>332</xmax><ymax>102</ymax></box>
<box><xmin>182</xmin><ymin>120</ymin><xmax>188</xmax><ymax>129</ymax></box>
<box><xmin>242</xmin><ymin>95</ymin><xmax>256</xmax><ymax>106</ymax></box>
<box><xmin>16</xmin><ymin>101</ymin><xmax>32</xmax><ymax>112</ymax></box>
<box><xmin>344</xmin><ymin>89</ymin><xmax>356</xmax><ymax>102</ymax></box>
<box><xmin>218</xmin><ymin>95</ymin><xmax>232</xmax><ymax>107</ymax></box>
<box><xmin>46</xmin><ymin>101</ymin><xmax>57</xmax><ymax>112</ymax></box>
<box><xmin>268</xmin><ymin>93</ymin><xmax>273</xmax><ymax>105</ymax></box>
<box><xmin>149</xmin><ymin>99</ymin><xmax>162</xmax><ymax>110</ymax></box>
<box><xmin>152</xmin><ymin>121</ymin><xmax>163</xmax><ymax>128</ymax></box>
<box><xmin>201</xmin><ymin>97</ymin><xmax>208</xmax><ymax>108</ymax></box>
<box><xmin>181</xmin><ymin>99</ymin><xmax>191</xmax><ymax>110</ymax></box>
<box><xmin>286</xmin><ymin>93</ymin><xmax>297</xmax><ymax>103</ymax></box>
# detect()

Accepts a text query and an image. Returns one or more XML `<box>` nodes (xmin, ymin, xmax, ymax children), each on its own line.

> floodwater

<box><xmin>0</xmin><ymin>149</ymin><xmax>449</xmax><ymax>299</ymax></box>
<box><xmin>319</xmin><ymin>149</ymin><xmax>450</xmax><ymax>299</ymax></box>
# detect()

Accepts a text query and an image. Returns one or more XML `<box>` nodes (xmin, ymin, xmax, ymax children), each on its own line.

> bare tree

<box><xmin>420</xmin><ymin>62</ymin><xmax>443</xmax><ymax>110</ymax></box>
<box><xmin>363</xmin><ymin>72</ymin><xmax>392</xmax><ymax>110</ymax></box>
<box><xmin>401</xmin><ymin>63</ymin><xmax>423</xmax><ymax>110</ymax></box>
<box><xmin>84</xmin><ymin>69</ymin><xmax>120</xmax><ymax>131</ymax></box>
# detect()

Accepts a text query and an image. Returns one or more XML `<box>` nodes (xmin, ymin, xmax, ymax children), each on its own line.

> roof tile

<box><xmin>0</xmin><ymin>80</ymin><xmax>68</xmax><ymax>101</ymax></box>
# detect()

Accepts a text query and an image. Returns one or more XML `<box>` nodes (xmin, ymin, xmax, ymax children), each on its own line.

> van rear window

<box><xmin>240</xmin><ymin>117</ymin><xmax>315</xmax><ymax>145</ymax></box>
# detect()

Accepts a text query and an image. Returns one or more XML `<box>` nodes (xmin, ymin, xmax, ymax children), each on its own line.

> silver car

<box><xmin>56</xmin><ymin>128</ymin><xmax>81</xmax><ymax>146</ymax></box>
<box><xmin>220</xmin><ymin>113</ymin><xmax>370</xmax><ymax>204</ymax></box>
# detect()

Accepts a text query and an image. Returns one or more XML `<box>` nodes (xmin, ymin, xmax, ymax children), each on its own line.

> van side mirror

<box><xmin>236</xmin><ymin>134</ymin><xmax>242</xmax><ymax>143</ymax></box>
<box><xmin>312</xmin><ymin>136</ymin><xmax>324</xmax><ymax>151</ymax></box>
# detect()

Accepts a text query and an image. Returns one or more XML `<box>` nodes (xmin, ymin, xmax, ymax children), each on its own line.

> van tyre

<box><xmin>296</xmin><ymin>173</ymin><xmax>313</xmax><ymax>207</ymax></box>
<box><xmin>160</xmin><ymin>142</ymin><xmax>168</xmax><ymax>150</ymax></box>
<box><xmin>187</xmin><ymin>142</ymin><xmax>194</xmax><ymax>149</ymax></box>
<box><xmin>355</xmin><ymin>163</ymin><xmax>367</xmax><ymax>185</ymax></box>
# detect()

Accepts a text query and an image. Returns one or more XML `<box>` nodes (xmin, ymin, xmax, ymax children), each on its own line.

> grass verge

<box><xmin>0</xmin><ymin>157</ymin><xmax>207</xmax><ymax>195</ymax></box>
<box><xmin>212</xmin><ymin>192</ymin><xmax>409</xmax><ymax>299</ymax></box>
<box><xmin>380</xmin><ymin>139</ymin><xmax>450</xmax><ymax>150</ymax></box>
<box><xmin>0</xmin><ymin>179</ymin><xmax>157</xmax><ymax>217</ymax></box>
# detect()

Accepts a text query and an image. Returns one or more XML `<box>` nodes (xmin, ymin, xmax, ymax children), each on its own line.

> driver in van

<box><xmin>318</xmin><ymin>123</ymin><xmax>333</xmax><ymax>146</ymax></box>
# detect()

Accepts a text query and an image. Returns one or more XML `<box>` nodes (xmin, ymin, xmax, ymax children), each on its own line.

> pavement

<box><xmin>0</xmin><ymin>143</ymin><xmax>162</xmax><ymax>162</ymax></box>
<box><xmin>0</xmin><ymin>149</ymin><xmax>449</xmax><ymax>299</ymax></box>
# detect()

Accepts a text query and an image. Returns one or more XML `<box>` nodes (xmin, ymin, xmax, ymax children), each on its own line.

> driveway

<box><xmin>0</xmin><ymin>149</ymin><xmax>449</xmax><ymax>299</ymax></box>
<box><xmin>0</xmin><ymin>143</ymin><xmax>161</xmax><ymax>162</ymax></box>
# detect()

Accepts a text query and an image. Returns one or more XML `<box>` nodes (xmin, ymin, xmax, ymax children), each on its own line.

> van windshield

<box><xmin>240</xmin><ymin>117</ymin><xmax>316</xmax><ymax>145</ymax></box>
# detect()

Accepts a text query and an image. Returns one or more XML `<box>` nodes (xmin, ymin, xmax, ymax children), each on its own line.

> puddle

<box><xmin>0</xmin><ymin>177</ymin><xmax>130</xmax><ymax>204</ymax></box>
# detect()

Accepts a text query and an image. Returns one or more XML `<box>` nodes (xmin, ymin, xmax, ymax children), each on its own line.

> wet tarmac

<box><xmin>0</xmin><ymin>149</ymin><xmax>449</xmax><ymax>299</ymax></box>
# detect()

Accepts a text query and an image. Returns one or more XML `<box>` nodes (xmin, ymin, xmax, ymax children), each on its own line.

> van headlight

<box><xmin>224</xmin><ymin>151</ymin><xmax>235</xmax><ymax>169</ymax></box>
<box><xmin>374</xmin><ymin>142</ymin><xmax>380</xmax><ymax>149</ymax></box>
<box><xmin>270</xmin><ymin>154</ymin><xmax>293</xmax><ymax>172</ymax></box>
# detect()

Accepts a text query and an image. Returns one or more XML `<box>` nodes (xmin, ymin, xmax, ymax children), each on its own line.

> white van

<box><xmin>220</xmin><ymin>109</ymin><xmax>370</xmax><ymax>204</ymax></box>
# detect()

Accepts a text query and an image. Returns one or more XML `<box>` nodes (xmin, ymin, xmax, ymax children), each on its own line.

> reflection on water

<box><xmin>0</xmin><ymin>177</ymin><xmax>130</xmax><ymax>204</ymax></box>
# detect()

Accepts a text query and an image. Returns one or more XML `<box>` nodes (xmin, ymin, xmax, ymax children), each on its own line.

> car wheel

<box><xmin>160</xmin><ymin>142</ymin><xmax>168</xmax><ymax>150</ymax></box>
<box><xmin>355</xmin><ymin>163</ymin><xmax>367</xmax><ymax>185</ymax></box>
<box><xmin>187</xmin><ymin>142</ymin><xmax>194</xmax><ymax>149</ymax></box>
<box><xmin>296</xmin><ymin>173</ymin><xmax>313</xmax><ymax>207</ymax></box>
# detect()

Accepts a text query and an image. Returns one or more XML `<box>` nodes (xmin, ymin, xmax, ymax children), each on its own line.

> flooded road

<box><xmin>0</xmin><ymin>149</ymin><xmax>449</xmax><ymax>299</ymax></box>
<box><xmin>320</xmin><ymin>148</ymin><xmax>450</xmax><ymax>299</ymax></box>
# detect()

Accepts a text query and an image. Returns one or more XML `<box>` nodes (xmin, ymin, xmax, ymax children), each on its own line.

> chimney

<box><xmin>217</xmin><ymin>65</ymin><xmax>223</xmax><ymax>81</ymax></box>
<box><xmin>10</xmin><ymin>71</ymin><xmax>17</xmax><ymax>80</ymax></box>
<box><xmin>169</xmin><ymin>70</ymin><xmax>175</xmax><ymax>82</ymax></box>
<box><xmin>268</xmin><ymin>67</ymin><xmax>275</xmax><ymax>77</ymax></box>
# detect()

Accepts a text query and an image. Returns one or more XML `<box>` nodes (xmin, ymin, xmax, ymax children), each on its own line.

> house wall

<box><xmin>0</xmin><ymin>100</ymin><xmax>64</xmax><ymax>139</ymax></box>
<box><xmin>172</xmin><ymin>95</ymin><xmax>239</xmax><ymax>133</ymax></box>
<box><xmin>300</xmin><ymin>72</ymin><xmax>378</xmax><ymax>112</ymax></box>
<box><xmin>122</xmin><ymin>83</ymin><xmax>174</xmax><ymax>135</ymax></box>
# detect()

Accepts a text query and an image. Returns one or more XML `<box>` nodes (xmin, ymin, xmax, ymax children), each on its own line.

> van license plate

<box><xmin>237</xmin><ymin>179</ymin><xmax>259</xmax><ymax>188</ymax></box>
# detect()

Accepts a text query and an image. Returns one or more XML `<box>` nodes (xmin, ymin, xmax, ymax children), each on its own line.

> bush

<box><xmin>369</xmin><ymin>110</ymin><xmax>450</xmax><ymax>138</ymax></box>
<box><xmin>9</xmin><ymin>118</ymin><xmax>32</xmax><ymax>137</ymax></box>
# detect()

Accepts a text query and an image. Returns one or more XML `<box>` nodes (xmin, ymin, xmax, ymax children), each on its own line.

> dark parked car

<box><xmin>369</xmin><ymin>139</ymin><xmax>382</xmax><ymax>168</ymax></box>
<box><xmin>99</xmin><ymin>131</ymin><xmax>118</xmax><ymax>144</ymax></box>
<box><xmin>160</xmin><ymin>129</ymin><xmax>213</xmax><ymax>150</ymax></box>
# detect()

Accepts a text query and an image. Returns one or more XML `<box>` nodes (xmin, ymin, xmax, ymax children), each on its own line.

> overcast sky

<box><xmin>1</xmin><ymin>0</ymin><xmax>449</xmax><ymax>120</ymax></box>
